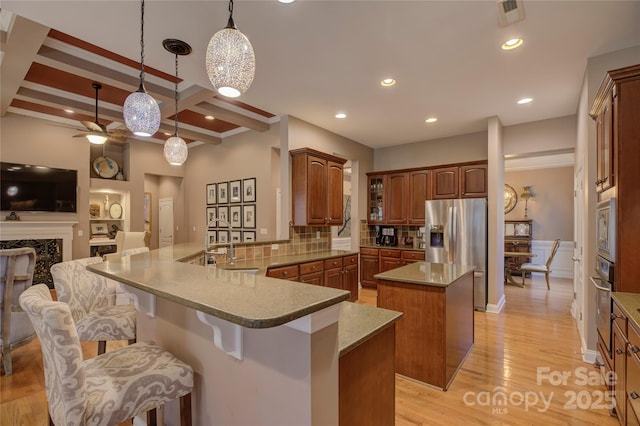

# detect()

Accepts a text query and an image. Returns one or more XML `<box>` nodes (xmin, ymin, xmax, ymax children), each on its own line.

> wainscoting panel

<box><xmin>530</xmin><ymin>240</ymin><xmax>574</xmax><ymax>279</ymax></box>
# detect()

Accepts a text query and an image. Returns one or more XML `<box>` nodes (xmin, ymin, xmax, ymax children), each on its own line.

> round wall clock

<box><xmin>504</xmin><ymin>184</ymin><xmax>518</xmax><ymax>214</ymax></box>
<box><xmin>109</xmin><ymin>202</ymin><xmax>123</xmax><ymax>219</ymax></box>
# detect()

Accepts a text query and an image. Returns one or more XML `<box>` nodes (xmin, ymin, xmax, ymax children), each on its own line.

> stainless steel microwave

<box><xmin>596</xmin><ymin>198</ymin><xmax>616</xmax><ymax>262</ymax></box>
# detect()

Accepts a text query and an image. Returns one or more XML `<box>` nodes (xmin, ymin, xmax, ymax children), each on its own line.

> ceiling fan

<box><xmin>73</xmin><ymin>83</ymin><xmax>129</xmax><ymax>144</ymax></box>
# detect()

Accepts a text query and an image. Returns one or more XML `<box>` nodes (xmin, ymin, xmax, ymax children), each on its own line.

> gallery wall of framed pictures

<box><xmin>206</xmin><ymin>177</ymin><xmax>257</xmax><ymax>243</ymax></box>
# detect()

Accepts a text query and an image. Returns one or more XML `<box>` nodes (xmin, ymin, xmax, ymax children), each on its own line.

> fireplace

<box><xmin>0</xmin><ymin>221</ymin><xmax>76</xmax><ymax>289</ymax></box>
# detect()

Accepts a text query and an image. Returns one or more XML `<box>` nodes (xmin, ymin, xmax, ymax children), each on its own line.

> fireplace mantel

<box><xmin>0</xmin><ymin>221</ymin><xmax>77</xmax><ymax>260</ymax></box>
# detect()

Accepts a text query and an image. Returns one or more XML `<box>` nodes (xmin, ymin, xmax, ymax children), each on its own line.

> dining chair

<box><xmin>50</xmin><ymin>257</ymin><xmax>136</xmax><ymax>355</ymax></box>
<box><xmin>103</xmin><ymin>231</ymin><xmax>149</xmax><ymax>261</ymax></box>
<box><xmin>520</xmin><ymin>239</ymin><xmax>560</xmax><ymax>289</ymax></box>
<box><xmin>0</xmin><ymin>247</ymin><xmax>37</xmax><ymax>375</ymax></box>
<box><xmin>19</xmin><ymin>284</ymin><xmax>193</xmax><ymax>426</ymax></box>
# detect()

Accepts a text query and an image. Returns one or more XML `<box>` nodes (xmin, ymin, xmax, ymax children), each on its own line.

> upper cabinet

<box><xmin>431</xmin><ymin>166</ymin><xmax>459</xmax><ymax>199</ymax></box>
<box><xmin>291</xmin><ymin>148</ymin><xmax>346</xmax><ymax>226</ymax></box>
<box><xmin>460</xmin><ymin>164</ymin><xmax>488</xmax><ymax>198</ymax></box>
<box><xmin>367</xmin><ymin>161</ymin><xmax>486</xmax><ymax>225</ymax></box>
<box><xmin>590</xmin><ymin>64</ymin><xmax>640</xmax><ymax>292</ymax></box>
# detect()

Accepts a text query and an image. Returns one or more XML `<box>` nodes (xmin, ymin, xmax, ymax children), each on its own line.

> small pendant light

<box><xmin>205</xmin><ymin>0</ymin><xmax>255</xmax><ymax>98</ymax></box>
<box><xmin>123</xmin><ymin>0</ymin><xmax>161</xmax><ymax>137</ymax></box>
<box><xmin>162</xmin><ymin>39</ymin><xmax>191</xmax><ymax>166</ymax></box>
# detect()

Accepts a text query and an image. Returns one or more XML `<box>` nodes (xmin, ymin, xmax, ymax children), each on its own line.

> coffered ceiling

<box><xmin>1</xmin><ymin>1</ymin><xmax>640</xmax><ymax>150</ymax></box>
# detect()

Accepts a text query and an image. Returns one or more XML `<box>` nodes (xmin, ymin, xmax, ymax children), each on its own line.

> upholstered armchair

<box><xmin>50</xmin><ymin>257</ymin><xmax>136</xmax><ymax>355</ymax></box>
<box><xmin>0</xmin><ymin>247</ymin><xmax>37</xmax><ymax>375</ymax></box>
<box><xmin>19</xmin><ymin>284</ymin><xmax>193</xmax><ymax>426</ymax></box>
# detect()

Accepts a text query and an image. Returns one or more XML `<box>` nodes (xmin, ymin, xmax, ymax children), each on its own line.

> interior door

<box><xmin>573</xmin><ymin>160</ymin><xmax>584</xmax><ymax>323</ymax></box>
<box><xmin>159</xmin><ymin>197</ymin><xmax>174</xmax><ymax>248</ymax></box>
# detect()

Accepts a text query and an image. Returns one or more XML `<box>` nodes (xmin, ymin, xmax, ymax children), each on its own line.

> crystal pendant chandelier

<box><xmin>162</xmin><ymin>39</ymin><xmax>191</xmax><ymax>166</ymax></box>
<box><xmin>205</xmin><ymin>0</ymin><xmax>255</xmax><ymax>98</ymax></box>
<box><xmin>123</xmin><ymin>0</ymin><xmax>161</xmax><ymax>137</ymax></box>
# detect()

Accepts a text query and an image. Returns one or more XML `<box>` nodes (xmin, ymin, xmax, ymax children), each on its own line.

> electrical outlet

<box><xmin>77</xmin><ymin>229</ymin><xmax>83</xmax><ymax>237</ymax></box>
<box><xmin>271</xmin><ymin>244</ymin><xmax>279</xmax><ymax>250</ymax></box>
<box><xmin>316</xmin><ymin>231</ymin><xmax>320</xmax><ymax>239</ymax></box>
<box><xmin>176</xmin><ymin>226</ymin><xmax>179</xmax><ymax>231</ymax></box>
<box><xmin>260</xmin><ymin>228</ymin><xmax>268</xmax><ymax>235</ymax></box>
<box><xmin>193</xmin><ymin>226</ymin><xmax>196</xmax><ymax>231</ymax></box>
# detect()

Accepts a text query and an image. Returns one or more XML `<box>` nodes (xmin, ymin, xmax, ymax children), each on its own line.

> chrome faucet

<box><xmin>205</xmin><ymin>217</ymin><xmax>235</xmax><ymax>265</ymax></box>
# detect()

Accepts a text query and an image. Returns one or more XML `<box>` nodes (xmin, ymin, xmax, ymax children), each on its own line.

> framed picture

<box><xmin>243</xmin><ymin>204</ymin><xmax>256</xmax><ymax>229</ymax></box>
<box><xmin>206</xmin><ymin>183</ymin><xmax>217</xmax><ymax>205</ymax></box>
<box><xmin>218</xmin><ymin>182</ymin><xmax>228</xmax><ymax>204</ymax></box>
<box><xmin>144</xmin><ymin>193</ymin><xmax>152</xmax><ymax>232</ymax></box>
<box><xmin>217</xmin><ymin>206</ymin><xmax>229</xmax><ymax>224</ymax></box>
<box><xmin>207</xmin><ymin>231</ymin><xmax>217</xmax><ymax>245</ymax></box>
<box><xmin>206</xmin><ymin>207</ymin><xmax>217</xmax><ymax>228</ymax></box>
<box><xmin>91</xmin><ymin>223</ymin><xmax>108</xmax><ymax>235</ymax></box>
<box><xmin>243</xmin><ymin>231</ymin><xmax>256</xmax><ymax>242</ymax></box>
<box><xmin>230</xmin><ymin>180</ymin><xmax>241</xmax><ymax>203</ymax></box>
<box><xmin>243</xmin><ymin>177</ymin><xmax>256</xmax><ymax>203</ymax></box>
<box><xmin>230</xmin><ymin>205</ymin><xmax>242</xmax><ymax>228</ymax></box>
<box><xmin>218</xmin><ymin>230</ymin><xmax>229</xmax><ymax>243</ymax></box>
<box><xmin>231</xmin><ymin>230</ymin><xmax>242</xmax><ymax>242</ymax></box>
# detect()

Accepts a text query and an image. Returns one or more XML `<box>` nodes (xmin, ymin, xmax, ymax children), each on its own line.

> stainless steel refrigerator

<box><xmin>425</xmin><ymin>198</ymin><xmax>487</xmax><ymax>311</ymax></box>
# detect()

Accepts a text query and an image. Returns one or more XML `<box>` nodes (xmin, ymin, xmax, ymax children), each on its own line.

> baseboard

<box><xmin>486</xmin><ymin>294</ymin><xmax>506</xmax><ymax>314</ymax></box>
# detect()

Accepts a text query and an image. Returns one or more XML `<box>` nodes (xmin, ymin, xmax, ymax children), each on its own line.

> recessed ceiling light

<box><xmin>381</xmin><ymin>78</ymin><xmax>396</xmax><ymax>87</ymax></box>
<box><xmin>335</xmin><ymin>113</ymin><xmax>347</xmax><ymax>119</ymax></box>
<box><xmin>164</xmin><ymin>132</ymin><xmax>172</xmax><ymax>136</ymax></box>
<box><xmin>501</xmin><ymin>38</ymin><xmax>523</xmax><ymax>50</ymax></box>
<box><xmin>425</xmin><ymin>117</ymin><xmax>438</xmax><ymax>123</ymax></box>
<box><xmin>205</xmin><ymin>115</ymin><xmax>215</xmax><ymax>120</ymax></box>
<box><xmin>278</xmin><ymin>0</ymin><xmax>295</xmax><ymax>3</ymax></box>
<box><xmin>517</xmin><ymin>97</ymin><xmax>533</xmax><ymax>105</ymax></box>
<box><xmin>64</xmin><ymin>109</ymin><xmax>74</xmax><ymax>114</ymax></box>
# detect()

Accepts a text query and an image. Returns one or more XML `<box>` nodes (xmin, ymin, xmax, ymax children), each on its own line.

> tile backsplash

<box><xmin>359</xmin><ymin>220</ymin><xmax>424</xmax><ymax>249</ymax></box>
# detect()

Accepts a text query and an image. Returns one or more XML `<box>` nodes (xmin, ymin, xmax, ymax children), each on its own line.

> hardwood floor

<box><xmin>1</xmin><ymin>276</ymin><xmax>618</xmax><ymax>425</ymax></box>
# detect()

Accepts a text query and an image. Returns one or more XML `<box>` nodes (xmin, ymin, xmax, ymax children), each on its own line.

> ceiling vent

<box><xmin>497</xmin><ymin>0</ymin><xmax>525</xmax><ymax>27</ymax></box>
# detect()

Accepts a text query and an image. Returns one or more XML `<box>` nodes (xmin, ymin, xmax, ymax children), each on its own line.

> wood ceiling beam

<box><xmin>36</xmin><ymin>45</ymin><xmax>175</xmax><ymax>102</ymax></box>
<box><xmin>15</xmin><ymin>87</ymin><xmax>122</xmax><ymax>122</ymax></box>
<box><xmin>157</xmin><ymin>122</ymin><xmax>222</xmax><ymax>146</ymax></box>
<box><xmin>158</xmin><ymin>86</ymin><xmax>217</xmax><ymax>119</ymax></box>
<box><xmin>1</xmin><ymin>15</ymin><xmax>50</xmax><ymax>116</ymax></box>
<box><xmin>191</xmin><ymin>101</ymin><xmax>270</xmax><ymax>132</ymax></box>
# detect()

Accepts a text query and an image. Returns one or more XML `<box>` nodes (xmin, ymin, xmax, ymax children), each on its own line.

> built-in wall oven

<box><xmin>592</xmin><ymin>198</ymin><xmax>616</xmax><ymax>357</ymax></box>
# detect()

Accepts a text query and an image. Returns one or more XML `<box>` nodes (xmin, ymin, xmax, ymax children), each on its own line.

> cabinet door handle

<box><xmin>630</xmin><ymin>345</ymin><xmax>640</xmax><ymax>354</ymax></box>
<box><xmin>611</xmin><ymin>312</ymin><xmax>621</xmax><ymax>320</ymax></box>
<box><xmin>616</xmin><ymin>348</ymin><xmax>624</xmax><ymax>355</ymax></box>
<box><xmin>602</xmin><ymin>177</ymin><xmax>608</xmax><ymax>183</ymax></box>
<box><xmin>595</xmin><ymin>179</ymin><xmax>602</xmax><ymax>186</ymax></box>
<box><xmin>632</xmin><ymin>391</ymin><xmax>640</xmax><ymax>400</ymax></box>
<box><xmin>283</xmin><ymin>271</ymin><xmax>288</xmax><ymax>276</ymax></box>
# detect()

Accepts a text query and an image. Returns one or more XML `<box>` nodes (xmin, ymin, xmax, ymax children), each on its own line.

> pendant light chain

<box><xmin>227</xmin><ymin>0</ymin><xmax>236</xmax><ymax>28</ymax></box>
<box><xmin>174</xmin><ymin>52</ymin><xmax>179</xmax><ymax>136</ymax></box>
<box><xmin>139</xmin><ymin>0</ymin><xmax>146</xmax><ymax>82</ymax></box>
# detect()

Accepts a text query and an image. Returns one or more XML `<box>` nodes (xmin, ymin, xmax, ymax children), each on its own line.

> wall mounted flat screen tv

<box><xmin>1</xmin><ymin>162</ymin><xmax>77</xmax><ymax>213</ymax></box>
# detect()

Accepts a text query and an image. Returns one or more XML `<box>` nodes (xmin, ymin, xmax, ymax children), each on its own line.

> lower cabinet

<box><xmin>266</xmin><ymin>254</ymin><xmax>359</xmax><ymax>302</ymax></box>
<box><xmin>614</xmin><ymin>323</ymin><xmax>628</xmax><ymax>425</ymax></box>
<box><xmin>360</xmin><ymin>248</ymin><xmax>380</xmax><ymax>288</ymax></box>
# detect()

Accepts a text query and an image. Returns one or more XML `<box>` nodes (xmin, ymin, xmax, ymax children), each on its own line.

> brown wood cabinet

<box><xmin>590</xmin><ymin>64</ymin><xmax>640</xmax><ymax>293</ymax></box>
<box><xmin>460</xmin><ymin>164</ymin><xmax>488</xmax><ymax>198</ymax></box>
<box><xmin>291</xmin><ymin>148</ymin><xmax>346</xmax><ymax>226</ymax></box>
<box><xmin>266</xmin><ymin>264</ymin><xmax>299</xmax><ymax>281</ymax></box>
<box><xmin>379</xmin><ymin>249</ymin><xmax>402</xmax><ymax>273</ymax></box>
<box><xmin>299</xmin><ymin>260</ymin><xmax>324</xmax><ymax>286</ymax></box>
<box><xmin>431</xmin><ymin>166</ymin><xmax>459</xmax><ymax>199</ymax></box>
<box><xmin>367</xmin><ymin>175</ymin><xmax>385</xmax><ymax>224</ymax></box>
<box><xmin>360</xmin><ymin>248</ymin><xmax>380</xmax><ymax>289</ymax></box>
<box><xmin>407</xmin><ymin>169</ymin><xmax>430</xmax><ymax>224</ymax></box>
<box><xmin>385</xmin><ymin>173</ymin><xmax>408</xmax><ymax>224</ymax></box>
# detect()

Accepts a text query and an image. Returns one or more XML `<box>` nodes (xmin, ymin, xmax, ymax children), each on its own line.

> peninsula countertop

<box><xmin>612</xmin><ymin>292</ymin><xmax>640</xmax><ymax>330</ymax></box>
<box><xmin>374</xmin><ymin>261</ymin><xmax>476</xmax><ymax>287</ymax></box>
<box><xmin>88</xmin><ymin>243</ymin><xmax>351</xmax><ymax>329</ymax></box>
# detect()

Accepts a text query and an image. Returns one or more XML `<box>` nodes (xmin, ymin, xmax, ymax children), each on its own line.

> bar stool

<box><xmin>0</xmin><ymin>247</ymin><xmax>37</xmax><ymax>375</ymax></box>
<box><xmin>20</xmin><ymin>284</ymin><xmax>193</xmax><ymax>426</ymax></box>
<box><xmin>50</xmin><ymin>257</ymin><xmax>136</xmax><ymax>355</ymax></box>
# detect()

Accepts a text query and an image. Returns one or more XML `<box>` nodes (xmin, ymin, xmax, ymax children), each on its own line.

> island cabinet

<box><xmin>291</xmin><ymin>148</ymin><xmax>346</xmax><ymax>226</ymax></box>
<box><xmin>360</xmin><ymin>247</ymin><xmax>380</xmax><ymax>288</ymax></box>
<box><xmin>376</xmin><ymin>262</ymin><xmax>475</xmax><ymax>390</ymax></box>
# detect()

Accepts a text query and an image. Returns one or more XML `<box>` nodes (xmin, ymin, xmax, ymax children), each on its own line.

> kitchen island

<box><xmin>375</xmin><ymin>261</ymin><xmax>475</xmax><ymax>390</ymax></box>
<box><xmin>89</xmin><ymin>243</ymin><xmax>401</xmax><ymax>425</ymax></box>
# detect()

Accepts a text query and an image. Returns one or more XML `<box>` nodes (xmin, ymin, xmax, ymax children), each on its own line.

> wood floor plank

<box><xmin>1</xmin><ymin>275</ymin><xmax>619</xmax><ymax>425</ymax></box>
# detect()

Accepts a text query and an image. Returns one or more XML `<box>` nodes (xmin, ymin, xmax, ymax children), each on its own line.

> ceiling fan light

<box><xmin>123</xmin><ymin>88</ymin><xmax>161</xmax><ymax>136</ymax></box>
<box><xmin>87</xmin><ymin>134</ymin><xmax>108</xmax><ymax>144</ymax></box>
<box><xmin>206</xmin><ymin>27</ymin><xmax>255</xmax><ymax>98</ymax></box>
<box><xmin>164</xmin><ymin>135</ymin><xmax>188</xmax><ymax>166</ymax></box>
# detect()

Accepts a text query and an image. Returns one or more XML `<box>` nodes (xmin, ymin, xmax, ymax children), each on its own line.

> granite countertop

<box><xmin>89</xmin><ymin>244</ymin><xmax>350</xmax><ymax>329</ymax></box>
<box><xmin>374</xmin><ymin>261</ymin><xmax>475</xmax><ymax>287</ymax></box>
<box><xmin>338</xmin><ymin>302</ymin><xmax>402</xmax><ymax>357</ymax></box>
<box><xmin>612</xmin><ymin>292</ymin><xmax>640</xmax><ymax>330</ymax></box>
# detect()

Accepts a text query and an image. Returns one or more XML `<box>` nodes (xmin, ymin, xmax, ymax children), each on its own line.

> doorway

<box><xmin>159</xmin><ymin>197</ymin><xmax>174</xmax><ymax>248</ymax></box>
